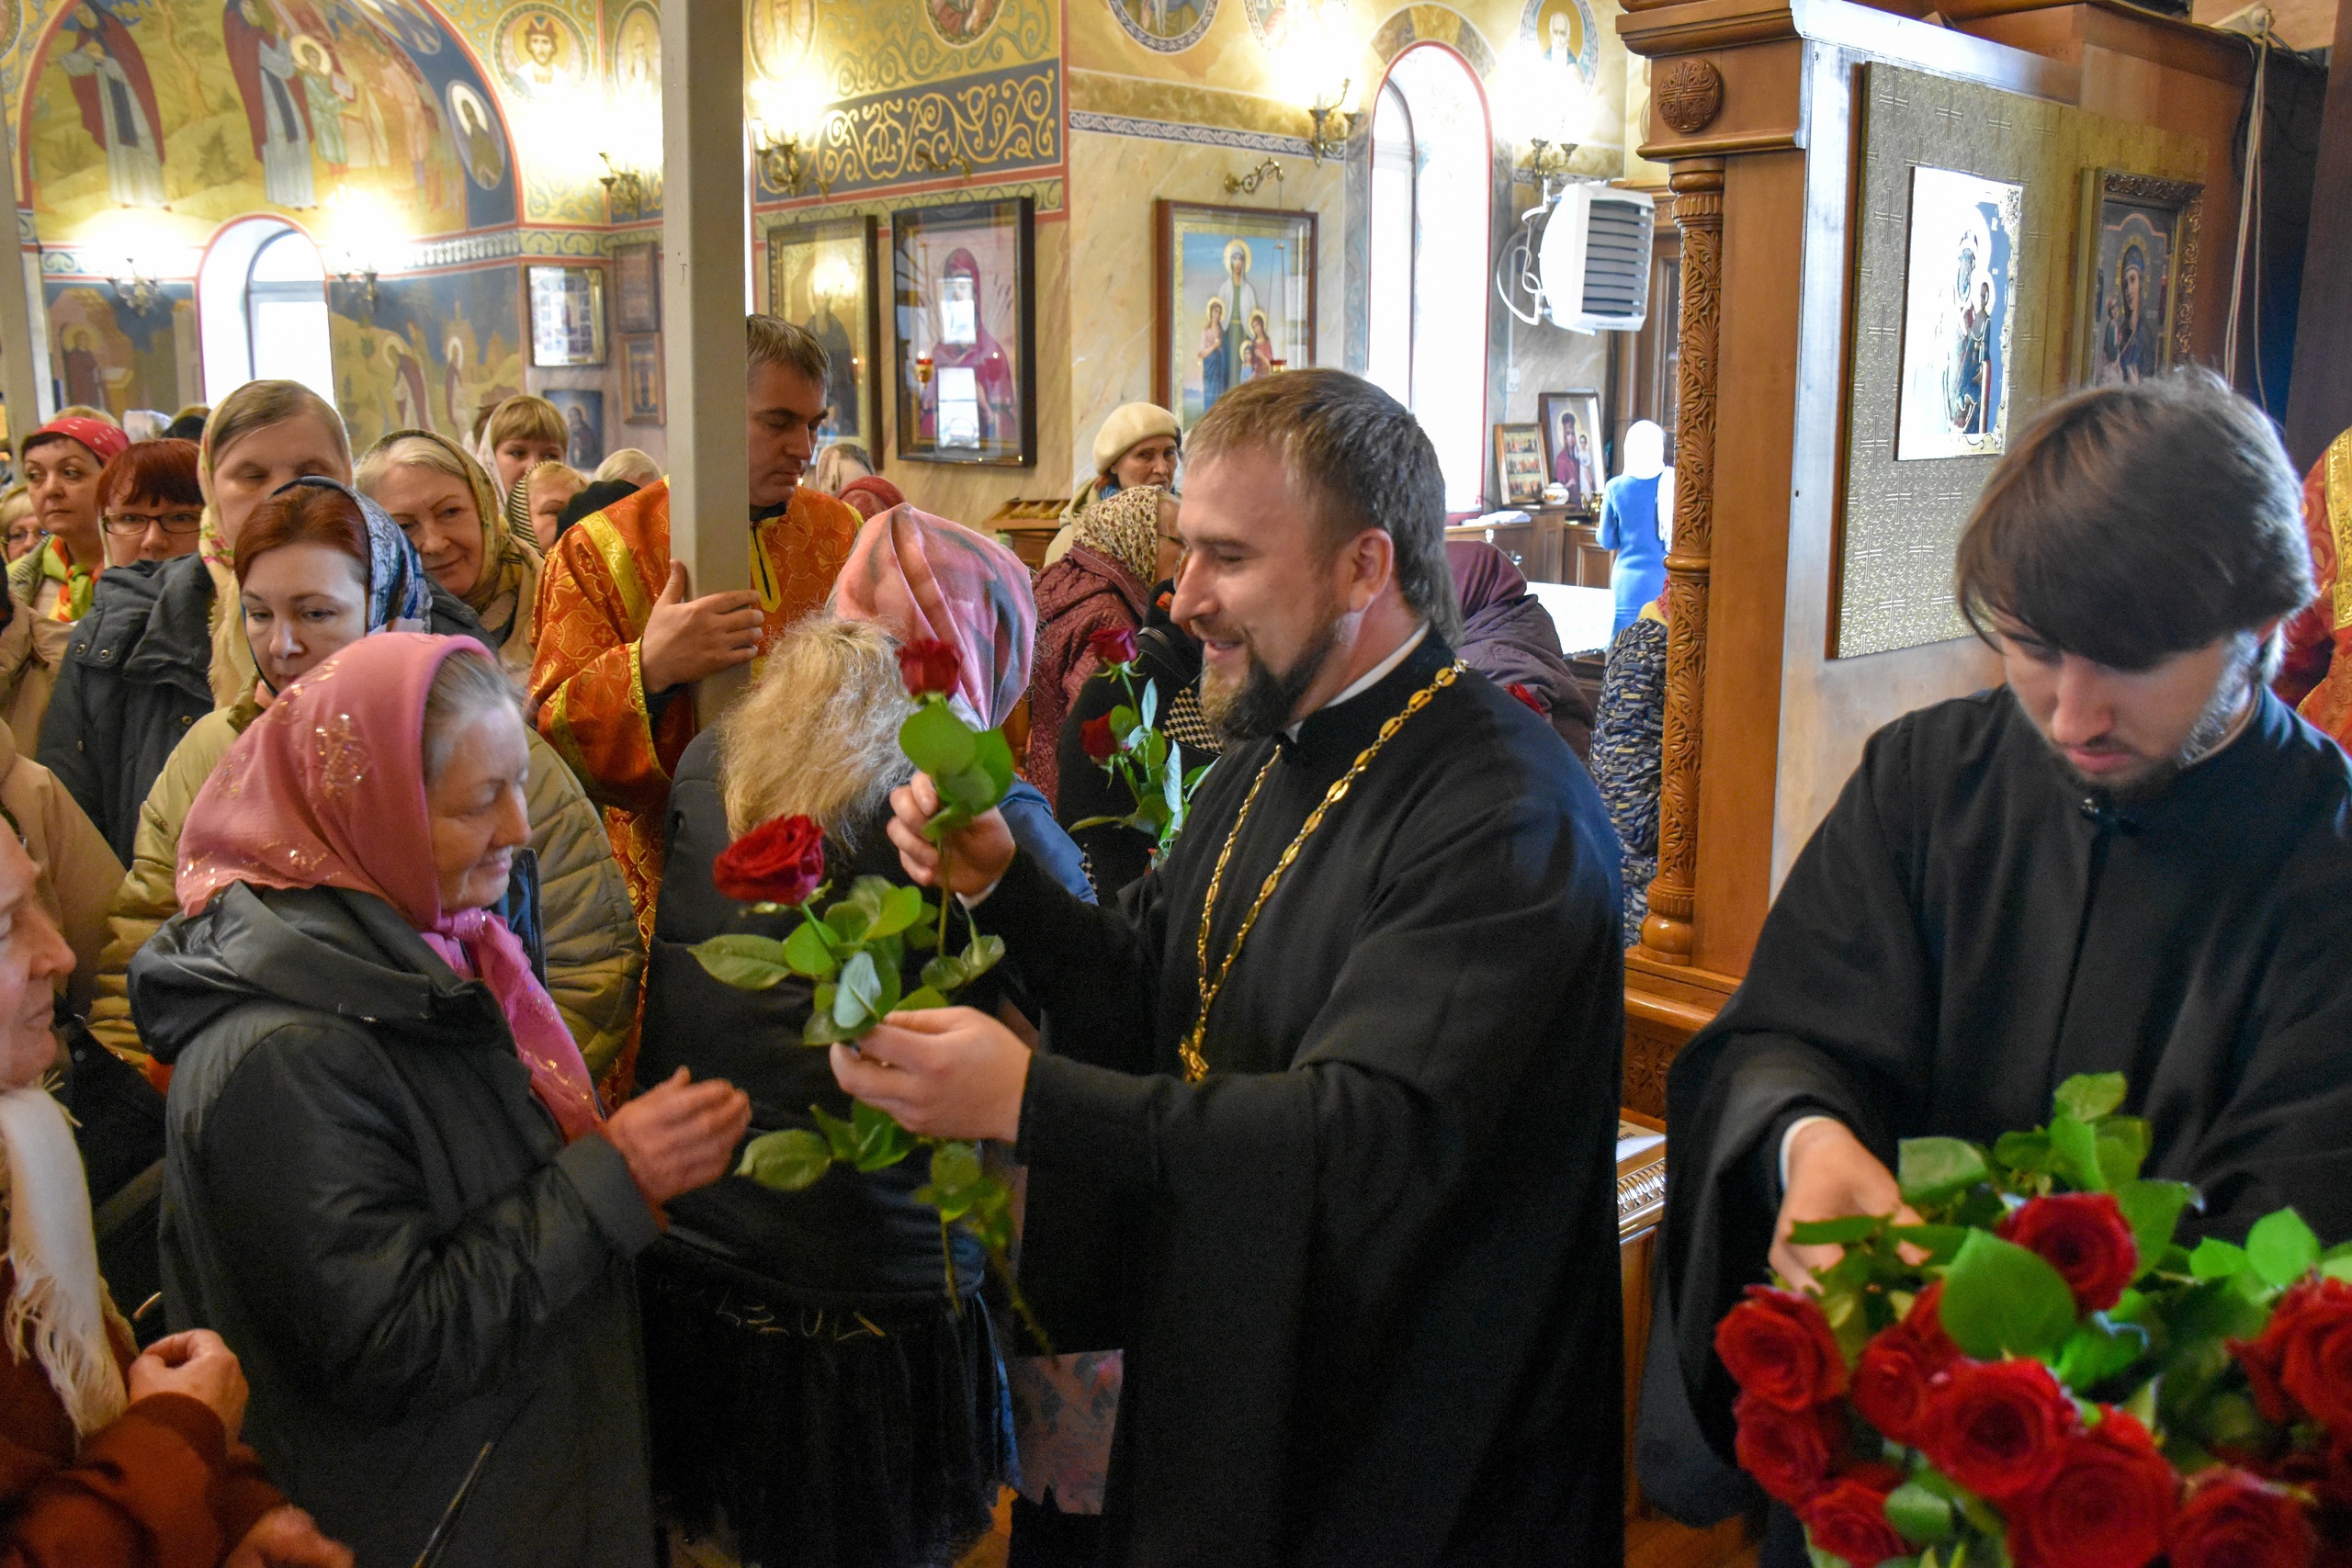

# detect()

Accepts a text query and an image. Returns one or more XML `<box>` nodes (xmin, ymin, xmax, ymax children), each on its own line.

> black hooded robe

<box><xmin>1639</xmin><ymin>687</ymin><xmax>2352</xmax><ymax>1522</ymax></box>
<box><xmin>984</xmin><ymin>633</ymin><xmax>1627</xmax><ymax>1568</ymax></box>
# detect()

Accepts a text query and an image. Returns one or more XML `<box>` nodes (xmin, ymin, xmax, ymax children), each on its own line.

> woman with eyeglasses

<box><xmin>95</xmin><ymin>439</ymin><xmax>205</xmax><ymax>569</ymax></box>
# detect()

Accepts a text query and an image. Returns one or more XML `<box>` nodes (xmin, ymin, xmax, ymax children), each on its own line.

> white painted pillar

<box><xmin>0</xmin><ymin>118</ymin><xmax>47</xmax><ymax>446</ymax></box>
<box><xmin>662</xmin><ymin>0</ymin><xmax>751</xmax><ymax>721</ymax></box>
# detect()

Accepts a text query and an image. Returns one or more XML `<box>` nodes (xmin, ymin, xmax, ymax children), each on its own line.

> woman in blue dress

<box><xmin>1597</xmin><ymin>419</ymin><xmax>1670</xmax><ymax>639</ymax></box>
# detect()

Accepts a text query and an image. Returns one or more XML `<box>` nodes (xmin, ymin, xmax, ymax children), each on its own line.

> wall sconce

<box><xmin>1499</xmin><ymin>43</ymin><xmax>1589</xmax><ymax>205</ymax></box>
<box><xmin>752</xmin><ymin>121</ymin><xmax>831</xmax><ymax>197</ymax></box>
<box><xmin>1224</xmin><ymin>158</ymin><xmax>1283</xmax><ymax>197</ymax></box>
<box><xmin>750</xmin><ymin>72</ymin><xmax>834</xmax><ymax>198</ymax></box>
<box><xmin>1306</xmin><ymin>87</ymin><xmax>1356</xmax><ymax>164</ymax></box>
<box><xmin>1517</xmin><ymin>138</ymin><xmax>1579</xmax><ymax>194</ymax></box>
<box><xmin>330</xmin><ymin>259</ymin><xmax>379</xmax><ymax>312</ymax></box>
<box><xmin>910</xmin><ymin>144</ymin><xmax>973</xmax><ymax>182</ymax></box>
<box><xmin>109</xmin><ymin>256</ymin><xmax>159</xmax><ymax>315</ymax></box>
<box><xmin>600</xmin><ymin>152</ymin><xmax>649</xmax><ymax>218</ymax></box>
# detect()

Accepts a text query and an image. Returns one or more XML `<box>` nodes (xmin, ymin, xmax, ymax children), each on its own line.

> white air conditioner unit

<box><xmin>1536</xmin><ymin>185</ymin><xmax>1656</xmax><ymax>333</ymax></box>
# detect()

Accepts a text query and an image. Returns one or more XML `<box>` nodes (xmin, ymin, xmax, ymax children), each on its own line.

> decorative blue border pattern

<box><xmin>1104</xmin><ymin>0</ymin><xmax>1218</xmax><ymax>54</ymax></box>
<box><xmin>1069</xmin><ymin>109</ymin><xmax>1312</xmax><ymax>158</ymax></box>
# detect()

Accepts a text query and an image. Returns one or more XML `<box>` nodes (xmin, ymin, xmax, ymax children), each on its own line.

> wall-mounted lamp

<box><xmin>1224</xmin><ymin>158</ymin><xmax>1283</xmax><ymax>197</ymax></box>
<box><xmin>1499</xmin><ymin>43</ymin><xmax>1589</xmax><ymax>206</ymax></box>
<box><xmin>1306</xmin><ymin>87</ymin><xmax>1356</xmax><ymax>164</ymax></box>
<box><xmin>330</xmin><ymin>259</ymin><xmax>379</xmax><ymax>311</ymax></box>
<box><xmin>750</xmin><ymin>73</ymin><xmax>834</xmax><ymax>198</ymax></box>
<box><xmin>1516</xmin><ymin>137</ymin><xmax>1579</xmax><ymax>201</ymax></box>
<box><xmin>600</xmin><ymin>152</ymin><xmax>649</xmax><ymax>218</ymax></box>
<box><xmin>910</xmin><ymin>144</ymin><xmax>973</xmax><ymax>183</ymax></box>
<box><xmin>109</xmin><ymin>257</ymin><xmax>159</xmax><ymax>315</ymax></box>
<box><xmin>752</xmin><ymin>121</ymin><xmax>831</xmax><ymax>197</ymax></box>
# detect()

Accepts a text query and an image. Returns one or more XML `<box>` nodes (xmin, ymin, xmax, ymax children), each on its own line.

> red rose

<box><xmin>1852</xmin><ymin>1283</ymin><xmax>1962</xmax><ymax>1445</ymax></box>
<box><xmin>1715</xmin><ymin>1287</ymin><xmax>1849</xmax><ymax>1411</ymax></box>
<box><xmin>1507</xmin><ymin>682</ymin><xmax>1549</xmax><ymax>716</ymax></box>
<box><xmin>1997</xmin><ymin>1192</ymin><xmax>2141</xmax><ymax>1313</ymax></box>
<box><xmin>2241</xmin><ymin>1279</ymin><xmax>2352</xmax><ymax>1437</ymax></box>
<box><xmin>1800</xmin><ymin>1474</ymin><xmax>1908</xmax><ymax>1568</ymax></box>
<box><xmin>2007</xmin><ymin>1410</ymin><xmax>2178</xmax><ymax>1568</ymax></box>
<box><xmin>2172</xmin><ymin>1470</ymin><xmax>2317</xmax><ymax>1568</ymax></box>
<box><xmin>1916</xmin><ymin>1357</ymin><xmax>2078</xmax><ymax>1499</ymax></box>
<box><xmin>898</xmin><ymin>637</ymin><xmax>963</xmax><ymax>697</ymax></box>
<box><xmin>711</xmin><ymin>813</ymin><xmax>826</xmax><ymax>907</ymax></box>
<box><xmin>1088</xmin><ymin>624</ymin><xmax>1139</xmax><ymax>666</ymax></box>
<box><xmin>1734</xmin><ymin>1390</ymin><xmax>1849</xmax><ymax>1506</ymax></box>
<box><xmin>1080</xmin><ymin>714</ymin><xmax>1123</xmax><ymax>763</ymax></box>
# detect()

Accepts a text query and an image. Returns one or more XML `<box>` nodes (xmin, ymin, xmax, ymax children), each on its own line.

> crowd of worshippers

<box><xmin>0</xmin><ymin>316</ymin><xmax>2336</xmax><ymax>1568</ymax></box>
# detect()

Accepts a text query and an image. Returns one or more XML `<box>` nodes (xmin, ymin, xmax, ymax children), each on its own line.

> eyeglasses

<box><xmin>102</xmin><ymin>510</ymin><xmax>205</xmax><ymax>536</ymax></box>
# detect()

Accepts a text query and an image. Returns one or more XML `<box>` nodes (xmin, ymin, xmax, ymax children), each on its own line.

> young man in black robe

<box><xmin>1637</xmin><ymin>371</ymin><xmax>2352</xmax><ymax>1529</ymax></box>
<box><xmin>829</xmin><ymin>369</ymin><xmax>1628</xmax><ymax>1568</ymax></box>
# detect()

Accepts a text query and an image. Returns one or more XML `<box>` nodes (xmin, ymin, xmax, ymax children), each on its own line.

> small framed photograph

<box><xmin>1894</xmin><ymin>164</ymin><xmax>2022</xmax><ymax>461</ymax></box>
<box><xmin>1536</xmin><ymin>389</ymin><xmax>1604</xmax><ymax>509</ymax></box>
<box><xmin>527</xmin><ymin>265</ymin><xmax>606</xmax><ymax>367</ymax></box>
<box><xmin>1494</xmin><ymin>423</ymin><xmax>1547</xmax><ymax>508</ymax></box>
<box><xmin>1153</xmin><ymin>200</ymin><xmax>1317</xmax><ymax>434</ymax></box>
<box><xmin>543</xmin><ymin>389</ymin><xmax>605</xmax><ymax>468</ymax></box>
<box><xmin>2074</xmin><ymin>169</ymin><xmax>2199</xmax><ymax>389</ymax></box>
<box><xmin>622</xmin><ymin>334</ymin><xmax>664</xmax><ymax>425</ymax></box>
<box><xmin>768</xmin><ymin>215</ymin><xmax>883</xmax><ymax>458</ymax></box>
<box><xmin>613</xmin><ymin>242</ymin><xmax>660</xmax><ymax>334</ymax></box>
<box><xmin>891</xmin><ymin>197</ymin><xmax>1035</xmax><ymax>467</ymax></box>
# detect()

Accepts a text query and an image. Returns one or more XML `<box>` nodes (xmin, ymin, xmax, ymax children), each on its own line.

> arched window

<box><xmin>198</xmin><ymin>218</ymin><xmax>335</xmax><ymax>403</ymax></box>
<box><xmin>1366</xmin><ymin>44</ymin><xmax>1491</xmax><ymax>513</ymax></box>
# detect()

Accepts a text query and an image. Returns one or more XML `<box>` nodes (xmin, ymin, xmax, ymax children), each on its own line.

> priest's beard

<box><xmin>1197</xmin><ymin>612</ymin><xmax>1343</xmax><ymax>742</ymax></box>
<box><xmin>2049</xmin><ymin>638</ymin><xmax>2261</xmax><ymax>806</ymax></box>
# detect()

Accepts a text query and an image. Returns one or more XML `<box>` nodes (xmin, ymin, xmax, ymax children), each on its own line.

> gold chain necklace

<box><xmin>1180</xmin><ymin>660</ymin><xmax>1464</xmax><ymax>1081</ymax></box>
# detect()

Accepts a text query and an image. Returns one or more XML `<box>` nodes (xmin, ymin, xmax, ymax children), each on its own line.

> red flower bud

<box><xmin>1080</xmin><ymin>713</ymin><xmax>1122</xmax><ymax>762</ymax></box>
<box><xmin>1915</xmin><ymin>1357</ymin><xmax>2078</xmax><ymax>1500</ymax></box>
<box><xmin>2171</xmin><ymin>1470</ymin><xmax>2316</xmax><ymax>1568</ymax></box>
<box><xmin>898</xmin><ymin>637</ymin><xmax>963</xmax><ymax>697</ymax></box>
<box><xmin>711</xmin><ymin>813</ymin><xmax>826</xmax><ymax>908</ymax></box>
<box><xmin>1799</xmin><ymin>1474</ymin><xmax>1909</xmax><ymax>1568</ymax></box>
<box><xmin>1088</xmin><ymin>624</ymin><xmax>1139</xmax><ymax>666</ymax></box>
<box><xmin>1997</xmin><ymin>1192</ymin><xmax>2141</xmax><ymax>1313</ymax></box>
<box><xmin>1734</xmin><ymin>1390</ymin><xmax>1849</xmax><ymax>1507</ymax></box>
<box><xmin>2006</xmin><ymin>1411</ymin><xmax>2177</xmax><ymax>1568</ymax></box>
<box><xmin>1851</xmin><ymin>1282</ymin><xmax>1962</xmax><ymax>1445</ymax></box>
<box><xmin>1507</xmin><ymin>682</ymin><xmax>1548</xmax><ymax>716</ymax></box>
<box><xmin>1715</xmin><ymin>1286</ymin><xmax>1849</xmax><ymax>1412</ymax></box>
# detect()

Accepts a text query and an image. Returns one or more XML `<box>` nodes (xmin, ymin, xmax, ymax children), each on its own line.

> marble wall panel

<box><xmin>1064</xmin><ymin>126</ymin><xmax>1344</xmax><ymax>490</ymax></box>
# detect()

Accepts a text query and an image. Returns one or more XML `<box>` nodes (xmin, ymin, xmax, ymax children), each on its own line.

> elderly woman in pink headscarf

<box><xmin>130</xmin><ymin>632</ymin><xmax>749</xmax><ymax>1568</ymax></box>
<box><xmin>633</xmin><ymin>505</ymin><xmax>1090</xmax><ymax>1568</ymax></box>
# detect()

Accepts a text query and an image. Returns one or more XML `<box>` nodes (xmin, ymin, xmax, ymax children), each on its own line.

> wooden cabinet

<box><xmin>1447</xmin><ymin>506</ymin><xmax>1612</xmax><ymax>588</ymax></box>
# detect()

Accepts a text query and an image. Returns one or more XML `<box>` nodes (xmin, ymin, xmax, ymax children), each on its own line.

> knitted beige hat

<box><xmin>1091</xmin><ymin>401</ymin><xmax>1181</xmax><ymax>475</ymax></box>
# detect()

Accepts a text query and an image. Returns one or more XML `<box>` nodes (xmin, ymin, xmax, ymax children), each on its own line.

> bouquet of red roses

<box><xmin>1719</xmin><ymin>1073</ymin><xmax>2351</xmax><ymax>1568</ymax></box>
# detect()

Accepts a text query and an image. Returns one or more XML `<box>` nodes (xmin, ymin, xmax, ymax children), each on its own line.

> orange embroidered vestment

<box><xmin>530</xmin><ymin>479</ymin><xmax>860</xmax><ymax>933</ymax></box>
<box><xmin>2277</xmin><ymin>430</ymin><xmax>2352</xmax><ymax>743</ymax></box>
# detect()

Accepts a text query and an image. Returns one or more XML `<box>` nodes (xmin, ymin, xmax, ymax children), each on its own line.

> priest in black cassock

<box><xmin>1638</xmin><ymin>370</ymin><xmax>2352</xmax><ymax>1534</ymax></box>
<box><xmin>830</xmin><ymin>369</ymin><xmax>1628</xmax><ymax>1568</ymax></box>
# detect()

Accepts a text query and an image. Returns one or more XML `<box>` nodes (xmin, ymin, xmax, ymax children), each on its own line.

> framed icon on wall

<box><xmin>622</xmin><ymin>334</ymin><xmax>664</xmax><ymax>425</ymax></box>
<box><xmin>1153</xmin><ymin>200</ymin><xmax>1317</xmax><ymax>436</ymax></box>
<box><xmin>890</xmin><ymin>197</ymin><xmax>1035</xmax><ymax>467</ymax></box>
<box><xmin>613</xmin><ymin>241</ymin><xmax>661</xmax><ymax>335</ymax></box>
<box><xmin>767</xmin><ymin>215</ymin><xmax>882</xmax><ymax>459</ymax></box>
<box><xmin>526</xmin><ymin>265</ymin><xmax>606</xmax><ymax>367</ymax></box>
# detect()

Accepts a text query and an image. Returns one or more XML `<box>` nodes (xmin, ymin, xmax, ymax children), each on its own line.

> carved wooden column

<box><xmin>1636</xmin><ymin>157</ymin><xmax>1723</xmax><ymax>965</ymax></box>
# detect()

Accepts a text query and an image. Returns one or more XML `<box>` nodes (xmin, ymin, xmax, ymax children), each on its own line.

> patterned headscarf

<box><xmin>177</xmin><ymin>634</ymin><xmax>603</xmax><ymax>1140</ymax></box>
<box><xmin>831</xmin><ymin>505</ymin><xmax>1037</xmax><ymax>730</ymax></box>
<box><xmin>369</xmin><ymin>428</ymin><xmax>538</xmax><ymax>637</ymax></box>
<box><xmin>263</xmin><ymin>477</ymin><xmax>435</xmax><ymax>634</ymax></box>
<box><xmin>1069</xmin><ymin>483</ymin><xmax>1165</xmax><ymax>587</ymax></box>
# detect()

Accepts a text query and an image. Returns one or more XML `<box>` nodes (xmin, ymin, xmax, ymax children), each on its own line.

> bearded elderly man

<box><xmin>832</xmin><ymin>370</ymin><xmax>1626</xmax><ymax>1568</ymax></box>
<box><xmin>1634</xmin><ymin>372</ymin><xmax>2352</xmax><ymax>1546</ymax></box>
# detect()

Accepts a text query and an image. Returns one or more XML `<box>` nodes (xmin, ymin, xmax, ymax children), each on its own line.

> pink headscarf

<box><xmin>175</xmin><ymin>633</ymin><xmax>602</xmax><ymax>1141</ymax></box>
<box><xmin>830</xmin><ymin>504</ymin><xmax>1037</xmax><ymax>729</ymax></box>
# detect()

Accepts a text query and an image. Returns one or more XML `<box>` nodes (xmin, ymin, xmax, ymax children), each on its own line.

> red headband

<box><xmin>24</xmin><ymin>416</ymin><xmax>130</xmax><ymax>467</ymax></box>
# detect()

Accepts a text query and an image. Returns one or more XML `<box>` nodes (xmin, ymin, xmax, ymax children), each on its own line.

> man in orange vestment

<box><xmin>2274</xmin><ymin>428</ymin><xmax>2352</xmax><ymax>740</ymax></box>
<box><xmin>531</xmin><ymin>315</ymin><xmax>861</xmax><ymax>938</ymax></box>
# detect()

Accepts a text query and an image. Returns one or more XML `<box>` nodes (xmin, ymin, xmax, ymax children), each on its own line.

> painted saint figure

<box><xmin>224</xmin><ymin>0</ymin><xmax>318</xmax><ymax>209</ymax></box>
<box><xmin>1243</xmin><ymin>309</ymin><xmax>1276</xmax><ymax>380</ymax></box>
<box><xmin>917</xmin><ymin>247</ymin><xmax>1017</xmax><ymax>448</ymax></box>
<box><xmin>1210</xmin><ymin>239</ymin><xmax>1261</xmax><ymax>398</ymax></box>
<box><xmin>1197</xmin><ymin>296</ymin><xmax>1229</xmax><ymax>410</ymax></box>
<box><xmin>2098</xmin><ymin>243</ymin><xmax>2154</xmax><ymax>386</ymax></box>
<box><xmin>291</xmin><ymin>36</ymin><xmax>348</xmax><ymax>175</ymax></box>
<box><xmin>56</xmin><ymin>10</ymin><xmax>167</xmax><ymax>209</ymax></box>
